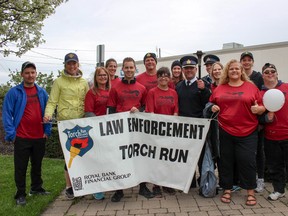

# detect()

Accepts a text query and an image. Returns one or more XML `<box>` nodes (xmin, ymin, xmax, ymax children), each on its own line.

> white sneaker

<box><xmin>255</xmin><ymin>178</ymin><xmax>265</xmax><ymax>193</ymax></box>
<box><xmin>268</xmin><ymin>192</ymin><xmax>285</xmax><ymax>201</ymax></box>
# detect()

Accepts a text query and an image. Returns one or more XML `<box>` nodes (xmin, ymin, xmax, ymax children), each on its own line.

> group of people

<box><xmin>2</xmin><ymin>51</ymin><xmax>288</xmax><ymax>207</ymax></box>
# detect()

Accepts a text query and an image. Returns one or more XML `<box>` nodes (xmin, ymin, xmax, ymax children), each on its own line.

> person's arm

<box><xmin>198</xmin><ymin>79</ymin><xmax>212</xmax><ymax>106</ymax></box>
<box><xmin>2</xmin><ymin>91</ymin><xmax>16</xmax><ymax>142</ymax></box>
<box><xmin>41</xmin><ymin>89</ymin><xmax>52</xmax><ymax>137</ymax></box>
<box><xmin>203</xmin><ymin>102</ymin><xmax>215</xmax><ymax>118</ymax></box>
<box><xmin>145</xmin><ymin>91</ymin><xmax>154</xmax><ymax>113</ymax></box>
<box><xmin>259</xmin><ymin>111</ymin><xmax>274</xmax><ymax>124</ymax></box>
<box><xmin>44</xmin><ymin>80</ymin><xmax>60</xmax><ymax>121</ymax></box>
<box><xmin>139</xmin><ymin>88</ymin><xmax>147</xmax><ymax>112</ymax></box>
<box><xmin>84</xmin><ymin>90</ymin><xmax>96</xmax><ymax>117</ymax></box>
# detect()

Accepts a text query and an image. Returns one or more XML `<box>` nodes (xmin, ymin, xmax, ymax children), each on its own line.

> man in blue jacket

<box><xmin>2</xmin><ymin>61</ymin><xmax>51</xmax><ymax>206</ymax></box>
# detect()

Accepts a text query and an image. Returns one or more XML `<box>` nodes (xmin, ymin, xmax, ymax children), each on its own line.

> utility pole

<box><xmin>96</xmin><ymin>44</ymin><xmax>105</xmax><ymax>67</ymax></box>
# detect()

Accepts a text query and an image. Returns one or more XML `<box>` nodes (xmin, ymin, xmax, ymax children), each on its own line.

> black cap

<box><xmin>262</xmin><ymin>63</ymin><xmax>277</xmax><ymax>73</ymax></box>
<box><xmin>21</xmin><ymin>61</ymin><xmax>36</xmax><ymax>73</ymax></box>
<box><xmin>64</xmin><ymin>53</ymin><xmax>79</xmax><ymax>64</ymax></box>
<box><xmin>240</xmin><ymin>51</ymin><xmax>254</xmax><ymax>61</ymax></box>
<box><xmin>143</xmin><ymin>53</ymin><xmax>157</xmax><ymax>63</ymax></box>
<box><xmin>180</xmin><ymin>56</ymin><xmax>198</xmax><ymax>68</ymax></box>
<box><xmin>171</xmin><ymin>60</ymin><xmax>182</xmax><ymax>70</ymax></box>
<box><xmin>203</xmin><ymin>54</ymin><xmax>220</xmax><ymax>65</ymax></box>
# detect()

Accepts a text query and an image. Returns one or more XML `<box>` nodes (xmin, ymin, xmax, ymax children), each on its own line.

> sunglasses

<box><xmin>263</xmin><ymin>70</ymin><xmax>276</xmax><ymax>75</ymax></box>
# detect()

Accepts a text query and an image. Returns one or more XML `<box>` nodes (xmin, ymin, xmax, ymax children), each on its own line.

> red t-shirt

<box><xmin>145</xmin><ymin>87</ymin><xmax>178</xmax><ymax>115</ymax></box>
<box><xmin>136</xmin><ymin>72</ymin><xmax>158</xmax><ymax>92</ymax></box>
<box><xmin>17</xmin><ymin>86</ymin><xmax>44</xmax><ymax>139</ymax></box>
<box><xmin>261</xmin><ymin>83</ymin><xmax>288</xmax><ymax>140</ymax></box>
<box><xmin>111</xmin><ymin>78</ymin><xmax>121</xmax><ymax>88</ymax></box>
<box><xmin>137</xmin><ymin>72</ymin><xmax>175</xmax><ymax>91</ymax></box>
<box><xmin>209</xmin><ymin>81</ymin><xmax>262</xmax><ymax>136</ymax></box>
<box><xmin>85</xmin><ymin>89</ymin><xmax>109</xmax><ymax>116</ymax></box>
<box><xmin>107</xmin><ymin>81</ymin><xmax>147</xmax><ymax>113</ymax></box>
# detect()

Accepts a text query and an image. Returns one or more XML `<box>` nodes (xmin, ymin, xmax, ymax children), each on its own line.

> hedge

<box><xmin>45</xmin><ymin>126</ymin><xmax>64</xmax><ymax>159</ymax></box>
<box><xmin>0</xmin><ymin>119</ymin><xmax>63</xmax><ymax>159</ymax></box>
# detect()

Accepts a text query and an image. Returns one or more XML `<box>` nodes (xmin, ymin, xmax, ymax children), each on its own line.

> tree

<box><xmin>0</xmin><ymin>0</ymin><xmax>67</xmax><ymax>56</ymax></box>
<box><xmin>0</xmin><ymin>69</ymin><xmax>55</xmax><ymax>110</ymax></box>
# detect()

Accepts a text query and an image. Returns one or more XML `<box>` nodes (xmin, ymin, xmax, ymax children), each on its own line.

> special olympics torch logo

<box><xmin>63</xmin><ymin>125</ymin><xmax>93</xmax><ymax>168</ymax></box>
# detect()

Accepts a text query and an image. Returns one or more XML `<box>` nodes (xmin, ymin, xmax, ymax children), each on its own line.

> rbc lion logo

<box><xmin>63</xmin><ymin>125</ymin><xmax>93</xmax><ymax>168</ymax></box>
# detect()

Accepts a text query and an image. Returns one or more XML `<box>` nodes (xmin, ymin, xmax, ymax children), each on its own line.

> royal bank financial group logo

<box><xmin>63</xmin><ymin>125</ymin><xmax>93</xmax><ymax>168</ymax></box>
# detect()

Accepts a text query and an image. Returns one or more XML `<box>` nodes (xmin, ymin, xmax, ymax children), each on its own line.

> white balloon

<box><xmin>263</xmin><ymin>89</ymin><xmax>285</xmax><ymax>112</ymax></box>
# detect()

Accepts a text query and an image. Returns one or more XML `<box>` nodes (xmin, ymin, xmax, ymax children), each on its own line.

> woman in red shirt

<box><xmin>209</xmin><ymin>59</ymin><xmax>265</xmax><ymax>206</ymax></box>
<box><xmin>145</xmin><ymin>67</ymin><xmax>178</xmax><ymax>197</ymax></box>
<box><xmin>260</xmin><ymin>63</ymin><xmax>288</xmax><ymax>201</ymax></box>
<box><xmin>85</xmin><ymin>67</ymin><xmax>111</xmax><ymax>117</ymax></box>
<box><xmin>105</xmin><ymin>58</ymin><xmax>121</xmax><ymax>88</ymax></box>
<box><xmin>84</xmin><ymin>67</ymin><xmax>111</xmax><ymax>200</ymax></box>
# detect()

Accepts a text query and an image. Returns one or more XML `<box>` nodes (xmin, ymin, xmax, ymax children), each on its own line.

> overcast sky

<box><xmin>0</xmin><ymin>0</ymin><xmax>287</xmax><ymax>84</ymax></box>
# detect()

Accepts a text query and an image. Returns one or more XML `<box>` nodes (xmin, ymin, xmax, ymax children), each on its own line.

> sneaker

<box><xmin>231</xmin><ymin>185</ymin><xmax>241</xmax><ymax>192</ymax></box>
<box><xmin>255</xmin><ymin>178</ymin><xmax>265</xmax><ymax>193</ymax></box>
<box><xmin>111</xmin><ymin>190</ymin><xmax>124</xmax><ymax>202</ymax></box>
<box><xmin>16</xmin><ymin>196</ymin><xmax>26</xmax><ymax>206</ymax></box>
<box><xmin>29</xmin><ymin>188</ymin><xmax>50</xmax><ymax>196</ymax></box>
<box><xmin>152</xmin><ymin>186</ymin><xmax>162</xmax><ymax>198</ymax></box>
<box><xmin>268</xmin><ymin>191</ymin><xmax>285</xmax><ymax>201</ymax></box>
<box><xmin>93</xmin><ymin>192</ymin><xmax>105</xmax><ymax>200</ymax></box>
<box><xmin>162</xmin><ymin>187</ymin><xmax>176</xmax><ymax>195</ymax></box>
<box><xmin>65</xmin><ymin>187</ymin><xmax>74</xmax><ymax>199</ymax></box>
<box><xmin>139</xmin><ymin>185</ymin><xmax>154</xmax><ymax>199</ymax></box>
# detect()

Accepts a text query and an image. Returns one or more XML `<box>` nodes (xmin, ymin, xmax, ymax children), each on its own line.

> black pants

<box><xmin>14</xmin><ymin>136</ymin><xmax>46</xmax><ymax>198</ymax></box>
<box><xmin>256</xmin><ymin>129</ymin><xmax>265</xmax><ymax>179</ymax></box>
<box><xmin>218</xmin><ymin>128</ymin><xmax>257</xmax><ymax>190</ymax></box>
<box><xmin>264</xmin><ymin>139</ymin><xmax>288</xmax><ymax>193</ymax></box>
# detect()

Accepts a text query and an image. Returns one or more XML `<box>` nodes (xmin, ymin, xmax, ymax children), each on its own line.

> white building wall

<box><xmin>117</xmin><ymin>41</ymin><xmax>288</xmax><ymax>82</ymax></box>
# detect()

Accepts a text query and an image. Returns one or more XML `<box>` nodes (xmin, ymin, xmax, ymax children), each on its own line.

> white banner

<box><xmin>58</xmin><ymin>112</ymin><xmax>211</xmax><ymax>196</ymax></box>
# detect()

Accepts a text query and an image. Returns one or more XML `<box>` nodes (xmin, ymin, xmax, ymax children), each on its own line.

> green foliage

<box><xmin>0</xmin><ymin>0</ymin><xmax>67</xmax><ymax>56</ymax></box>
<box><xmin>0</xmin><ymin>155</ymin><xmax>65</xmax><ymax>216</ymax></box>
<box><xmin>45</xmin><ymin>127</ymin><xmax>64</xmax><ymax>159</ymax></box>
<box><xmin>0</xmin><ymin>83</ymin><xmax>11</xmax><ymax>110</ymax></box>
<box><xmin>0</xmin><ymin>69</ymin><xmax>55</xmax><ymax>104</ymax></box>
<box><xmin>7</xmin><ymin>69</ymin><xmax>55</xmax><ymax>94</ymax></box>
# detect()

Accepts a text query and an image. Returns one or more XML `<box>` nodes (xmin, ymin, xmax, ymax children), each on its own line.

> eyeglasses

<box><xmin>157</xmin><ymin>74</ymin><xmax>170</xmax><ymax>78</ymax></box>
<box><xmin>263</xmin><ymin>70</ymin><xmax>276</xmax><ymax>75</ymax></box>
<box><xmin>97</xmin><ymin>74</ymin><xmax>108</xmax><ymax>77</ymax></box>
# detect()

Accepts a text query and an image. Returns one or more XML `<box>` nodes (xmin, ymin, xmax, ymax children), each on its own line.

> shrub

<box><xmin>45</xmin><ymin>127</ymin><xmax>64</xmax><ymax>159</ymax></box>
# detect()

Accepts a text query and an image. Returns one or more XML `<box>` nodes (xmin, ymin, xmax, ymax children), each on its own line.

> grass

<box><xmin>0</xmin><ymin>155</ymin><xmax>65</xmax><ymax>216</ymax></box>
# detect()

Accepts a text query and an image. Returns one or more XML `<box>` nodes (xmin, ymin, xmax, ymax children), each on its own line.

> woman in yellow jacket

<box><xmin>43</xmin><ymin>53</ymin><xmax>89</xmax><ymax>199</ymax></box>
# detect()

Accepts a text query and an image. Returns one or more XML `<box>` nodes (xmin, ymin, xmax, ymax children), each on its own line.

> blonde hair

<box><xmin>92</xmin><ymin>67</ymin><xmax>111</xmax><ymax>95</ymax></box>
<box><xmin>211</xmin><ymin>62</ymin><xmax>224</xmax><ymax>81</ymax></box>
<box><xmin>219</xmin><ymin>59</ymin><xmax>251</xmax><ymax>85</ymax></box>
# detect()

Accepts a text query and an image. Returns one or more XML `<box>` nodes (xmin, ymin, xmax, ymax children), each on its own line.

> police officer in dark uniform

<box><xmin>176</xmin><ymin>56</ymin><xmax>211</xmax><ymax>188</ymax></box>
<box><xmin>176</xmin><ymin>56</ymin><xmax>211</xmax><ymax>117</ymax></box>
<box><xmin>202</xmin><ymin>54</ymin><xmax>220</xmax><ymax>85</ymax></box>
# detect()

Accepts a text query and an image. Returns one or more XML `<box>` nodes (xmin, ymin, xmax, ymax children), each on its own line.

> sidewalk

<box><xmin>42</xmin><ymin>182</ymin><xmax>288</xmax><ymax>216</ymax></box>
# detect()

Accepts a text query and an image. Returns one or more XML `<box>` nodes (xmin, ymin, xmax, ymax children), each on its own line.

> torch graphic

<box><xmin>68</xmin><ymin>137</ymin><xmax>89</xmax><ymax>168</ymax></box>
